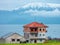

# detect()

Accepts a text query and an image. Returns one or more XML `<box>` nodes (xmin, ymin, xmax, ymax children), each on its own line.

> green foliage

<box><xmin>0</xmin><ymin>43</ymin><xmax>60</xmax><ymax>45</ymax></box>
<box><xmin>48</xmin><ymin>40</ymin><xmax>60</xmax><ymax>43</ymax></box>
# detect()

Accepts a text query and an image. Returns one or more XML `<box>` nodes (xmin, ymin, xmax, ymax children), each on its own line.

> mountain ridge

<box><xmin>0</xmin><ymin>2</ymin><xmax>60</xmax><ymax>24</ymax></box>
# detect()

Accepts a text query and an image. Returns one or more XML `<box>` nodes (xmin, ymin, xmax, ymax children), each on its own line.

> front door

<box><xmin>34</xmin><ymin>40</ymin><xmax>37</xmax><ymax>43</ymax></box>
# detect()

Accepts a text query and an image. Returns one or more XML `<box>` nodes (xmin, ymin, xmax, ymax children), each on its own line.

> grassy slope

<box><xmin>0</xmin><ymin>40</ymin><xmax>60</xmax><ymax>45</ymax></box>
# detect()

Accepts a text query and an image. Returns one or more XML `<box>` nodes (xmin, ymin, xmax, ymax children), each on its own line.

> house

<box><xmin>2</xmin><ymin>33</ymin><xmax>26</xmax><ymax>43</ymax></box>
<box><xmin>23</xmin><ymin>22</ymin><xmax>48</xmax><ymax>43</ymax></box>
<box><xmin>0</xmin><ymin>22</ymin><xmax>48</xmax><ymax>43</ymax></box>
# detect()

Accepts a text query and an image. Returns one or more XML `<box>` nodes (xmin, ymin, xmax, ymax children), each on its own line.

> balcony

<box><xmin>30</xmin><ymin>31</ymin><xmax>38</xmax><ymax>33</ymax></box>
<box><xmin>30</xmin><ymin>36</ymin><xmax>46</xmax><ymax>39</ymax></box>
<box><xmin>30</xmin><ymin>27</ymin><xmax>38</xmax><ymax>33</ymax></box>
<box><xmin>29</xmin><ymin>34</ymin><xmax>46</xmax><ymax>39</ymax></box>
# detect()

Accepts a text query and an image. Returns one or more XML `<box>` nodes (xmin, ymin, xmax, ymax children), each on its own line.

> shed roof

<box><xmin>2</xmin><ymin>32</ymin><xmax>24</xmax><ymax>39</ymax></box>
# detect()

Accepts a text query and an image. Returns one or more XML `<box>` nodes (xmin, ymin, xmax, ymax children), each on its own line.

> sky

<box><xmin>0</xmin><ymin>0</ymin><xmax>60</xmax><ymax>38</ymax></box>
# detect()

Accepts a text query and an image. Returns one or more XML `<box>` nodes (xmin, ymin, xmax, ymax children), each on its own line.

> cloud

<box><xmin>22</xmin><ymin>2</ymin><xmax>60</xmax><ymax>11</ymax></box>
<box><xmin>18</xmin><ymin>2</ymin><xmax>60</xmax><ymax>17</ymax></box>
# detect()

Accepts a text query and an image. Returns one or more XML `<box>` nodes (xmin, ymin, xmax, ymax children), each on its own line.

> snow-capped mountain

<box><xmin>0</xmin><ymin>2</ymin><xmax>60</xmax><ymax>24</ymax></box>
<box><xmin>15</xmin><ymin>2</ymin><xmax>60</xmax><ymax>17</ymax></box>
<box><xmin>21</xmin><ymin>2</ymin><xmax>60</xmax><ymax>11</ymax></box>
<box><xmin>23</xmin><ymin>3</ymin><xmax>60</xmax><ymax>8</ymax></box>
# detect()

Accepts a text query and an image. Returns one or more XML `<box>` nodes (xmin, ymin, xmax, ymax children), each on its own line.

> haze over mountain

<box><xmin>0</xmin><ymin>2</ymin><xmax>60</xmax><ymax>24</ymax></box>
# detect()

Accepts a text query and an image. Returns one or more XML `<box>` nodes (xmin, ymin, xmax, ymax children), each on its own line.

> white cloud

<box><xmin>21</xmin><ymin>2</ymin><xmax>60</xmax><ymax>17</ymax></box>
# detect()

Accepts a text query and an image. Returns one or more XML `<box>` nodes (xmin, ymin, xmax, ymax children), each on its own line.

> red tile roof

<box><xmin>24</xmin><ymin>22</ymin><xmax>48</xmax><ymax>28</ymax></box>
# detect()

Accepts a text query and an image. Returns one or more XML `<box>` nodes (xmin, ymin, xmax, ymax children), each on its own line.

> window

<box><xmin>12</xmin><ymin>39</ymin><xmax>15</xmax><ymax>41</ymax></box>
<box><xmin>30</xmin><ymin>28</ymin><xmax>33</xmax><ymax>31</ymax></box>
<box><xmin>43</xmin><ymin>34</ymin><xmax>45</xmax><ymax>36</ymax></box>
<box><xmin>31</xmin><ymin>29</ymin><xmax>33</xmax><ymax>31</ymax></box>
<box><xmin>40</xmin><ymin>34</ymin><xmax>41</xmax><ymax>36</ymax></box>
<box><xmin>43</xmin><ymin>29</ymin><xmax>45</xmax><ymax>31</ymax></box>
<box><xmin>40</xmin><ymin>29</ymin><xmax>41</xmax><ymax>31</ymax></box>
<box><xmin>40</xmin><ymin>39</ymin><xmax>42</xmax><ymax>41</ymax></box>
<box><xmin>35</xmin><ymin>28</ymin><xmax>38</xmax><ymax>31</ymax></box>
<box><xmin>35</xmin><ymin>34</ymin><xmax>37</xmax><ymax>37</ymax></box>
<box><xmin>35</xmin><ymin>29</ymin><xmax>37</xmax><ymax>31</ymax></box>
<box><xmin>30</xmin><ymin>27</ymin><xmax>38</xmax><ymax>31</ymax></box>
<box><xmin>17</xmin><ymin>39</ymin><xmax>20</xmax><ymax>41</ymax></box>
<box><xmin>26</xmin><ymin>40</ymin><xmax>29</xmax><ymax>42</ymax></box>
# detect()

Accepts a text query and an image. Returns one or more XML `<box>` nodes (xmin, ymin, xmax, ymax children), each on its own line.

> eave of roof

<box><xmin>2</xmin><ymin>32</ymin><xmax>24</xmax><ymax>39</ymax></box>
<box><xmin>23</xmin><ymin>22</ymin><xmax>48</xmax><ymax>28</ymax></box>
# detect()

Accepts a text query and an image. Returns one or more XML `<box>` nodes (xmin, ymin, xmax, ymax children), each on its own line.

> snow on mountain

<box><xmin>17</xmin><ymin>2</ymin><xmax>60</xmax><ymax>17</ymax></box>
<box><xmin>0</xmin><ymin>3</ymin><xmax>60</xmax><ymax>24</ymax></box>
<box><xmin>22</xmin><ymin>2</ymin><xmax>60</xmax><ymax>9</ymax></box>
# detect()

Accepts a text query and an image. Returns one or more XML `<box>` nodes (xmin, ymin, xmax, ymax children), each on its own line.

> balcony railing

<box><xmin>29</xmin><ymin>35</ymin><xmax>46</xmax><ymax>39</ymax></box>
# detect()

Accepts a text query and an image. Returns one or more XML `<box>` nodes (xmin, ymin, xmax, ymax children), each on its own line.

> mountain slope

<box><xmin>0</xmin><ymin>3</ymin><xmax>60</xmax><ymax>24</ymax></box>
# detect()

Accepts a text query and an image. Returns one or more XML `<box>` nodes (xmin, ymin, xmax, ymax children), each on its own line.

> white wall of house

<box><xmin>30</xmin><ymin>40</ymin><xmax>34</xmax><ymax>43</ymax></box>
<box><xmin>24</xmin><ymin>32</ymin><xmax>30</xmax><ymax>40</ymax></box>
<box><xmin>24</xmin><ymin>32</ymin><xmax>46</xmax><ymax>43</ymax></box>
<box><xmin>5</xmin><ymin>33</ymin><xmax>25</xmax><ymax>43</ymax></box>
<box><xmin>37</xmin><ymin>40</ymin><xmax>45</xmax><ymax>43</ymax></box>
<box><xmin>29</xmin><ymin>33</ymin><xmax>46</xmax><ymax>39</ymax></box>
<box><xmin>30</xmin><ymin>39</ymin><xmax>45</xmax><ymax>43</ymax></box>
<box><xmin>38</xmin><ymin>32</ymin><xmax>46</xmax><ymax>38</ymax></box>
